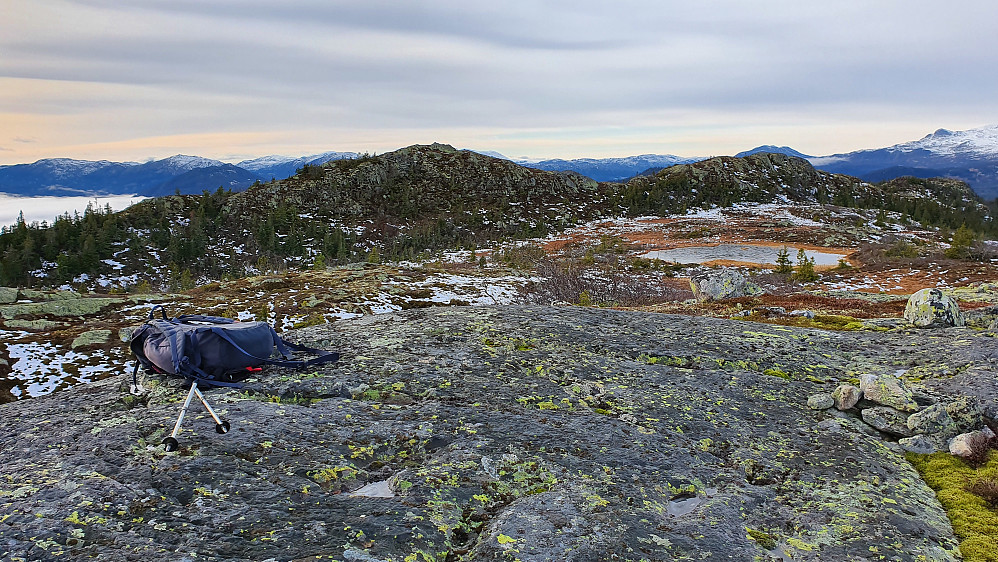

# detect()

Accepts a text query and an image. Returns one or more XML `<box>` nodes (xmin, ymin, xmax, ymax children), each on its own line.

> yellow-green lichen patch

<box><xmin>907</xmin><ymin>452</ymin><xmax>998</xmax><ymax>562</ymax></box>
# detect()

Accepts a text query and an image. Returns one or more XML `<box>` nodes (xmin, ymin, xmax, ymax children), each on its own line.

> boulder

<box><xmin>861</xmin><ymin>406</ymin><xmax>915</xmax><ymax>437</ymax></box>
<box><xmin>907</xmin><ymin>404</ymin><xmax>958</xmax><ymax>437</ymax></box>
<box><xmin>859</xmin><ymin>373</ymin><xmax>919</xmax><ymax>412</ymax></box>
<box><xmin>690</xmin><ymin>269</ymin><xmax>763</xmax><ymax>301</ymax></box>
<box><xmin>945</xmin><ymin>396</ymin><xmax>984</xmax><ymax>433</ymax></box>
<box><xmin>949</xmin><ymin>427</ymin><xmax>996</xmax><ymax>459</ymax></box>
<box><xmin>0</xmin><ymin>287</ymin><xmax>17</xmax><ymax>304</ymax></box>
<box><xmin>903</xmin><ymin>288</ymin><xmax>964</xmax><ymax>328</ymax></box>
<box><xmin>832</xmin><ymin>384</ymin><xmax>862</xmax><ymax>410</ymax></box>
<box><xmin>71</xmin><ymin>329</ymin><xmax>112</xmax><ymax>349</ymax></box>
<box><xmin>807</xmin><ymin>393</ymin><xmax>834</xmax><ymax>410</ymax></box>
<box><xmin>899</xmin><ymin>435</ymin><xmax>938</xmax><ymax>454</ymax></box>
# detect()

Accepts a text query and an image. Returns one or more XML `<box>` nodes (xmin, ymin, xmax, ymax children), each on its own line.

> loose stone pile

<box><xmin>809</xmin><ymin>373</ymin><xmax>994</xmax><ymax>457</ymax></box>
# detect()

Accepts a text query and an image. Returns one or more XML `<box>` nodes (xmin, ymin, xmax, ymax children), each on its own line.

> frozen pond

<box><xmin>641</xmin><ymin>244</ymin><xmax>847</xmax><ymax>266</ymax></box>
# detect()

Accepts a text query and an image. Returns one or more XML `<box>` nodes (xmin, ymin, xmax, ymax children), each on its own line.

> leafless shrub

<box><xmin>962</xmin><ymin>429</ymin><xmax>998</xmax><ymax>469</ymax></box>
<box><xmin>528</xmin><ymin>258</ymin><xmax>690</xmax><ymax>306</ymax></box>
<box><xmin>497</xmin><ymin>244</ymin><xmax>547</xmax><ymax>270</ymax></box>
<box><xmin>966</xmin><ymin>477</ymin><xmax>998</xmax><ymax>506</ymax></box>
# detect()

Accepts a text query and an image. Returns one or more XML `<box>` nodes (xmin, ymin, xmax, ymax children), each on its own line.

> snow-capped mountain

<box><xmin>736</xmin><ymin>146</ymin><xmax>813</xmax><ymax>159</ymax></box>
<box><xmin>237</xmin><ymin>151</ymin><xmax>357</xmax><ymax>181</ymax></box>
<box><xmin>889</xmin><ymin>125</ymin><xmax>998</xmax><ymax>159</ymax></box>
<box><xmin>0</xmin><ymin>151</ymin><xmax>355</xmax><ymax>197</ymax></box>
<box><xmin>155</xmin><ymin>155</ymin><xmax>227</xmax><ymax>173</ymax></box>
<box><xmin>516</xmin><ymin>154</ymin><xmax>702</xmax><ymax>182</ymax></box>
<box><xmin>808</xmin><ymin>124</ymin><xmax>998</xmax><ymax>200</ymax></box>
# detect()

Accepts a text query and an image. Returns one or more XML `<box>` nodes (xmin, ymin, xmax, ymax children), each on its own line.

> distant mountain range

<box><xmin>0</xmin><ymin>152</ymin><xmax>357</xmax><ymax>197</ymax></box>
<box><xmin>3</xmin><ymin>126</ymin><xmax>998</xmax><ymax>200</ymax></box>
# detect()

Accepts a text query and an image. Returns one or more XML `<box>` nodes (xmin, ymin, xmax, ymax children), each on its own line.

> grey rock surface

<box><xmin>861</xmin><ymin>406</ymin><xmax>915</xmax><ymax>437</ymax></box>
<box><xmin>689</xmin><ymin>269</ymin><xmax>763</xmax><ymax>301</ymax></box>
<box><xmin>899</xmin><ymin>435</ymin><xmax>939</xmax><ymax>455</ymax></box>
<box><xmin>859</xmin><ymin>373</ymin><xmax>919</xmax><ymax>412</ymax></box>
<box><xmin>807</xmin><ymin>393</ymin><xmax>834</xmax><ymax>410</ymax></box>
<box><xmin>3</xmin><ymin>305</ymin><xmax>989</xmax><ymax>561</ymax></box>
<box><xmin>907</xmin><ymin>404</ymin><xmax>958</xmax><ymax>437</ymax></box>
<box><xmin>904</xmin><ymin>288</ymin><xmax>964</xmax><ymax>328</ymax></box>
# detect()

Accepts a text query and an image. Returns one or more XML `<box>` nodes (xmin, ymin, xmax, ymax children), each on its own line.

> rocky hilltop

<box><xmin>3</xmin><ymin>305</ymin><xmax>997</xmax><ymax>561</ymax></box>
<box><xmin>2</xmin><ymin>144</ymin><xmax>993</xmax><ymax>291</ymax></box>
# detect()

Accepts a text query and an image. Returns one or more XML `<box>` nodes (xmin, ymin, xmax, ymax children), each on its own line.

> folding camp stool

<box><xmin>162</xmin><ymin>381</ymin><xmax>231</xmax><ymax>452</ymax></box>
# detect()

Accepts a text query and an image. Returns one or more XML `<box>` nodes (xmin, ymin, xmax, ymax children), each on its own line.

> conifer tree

<box><xmin>775</xmin><ymin>246</ymin><xmax>793</xmax><ymax>275</ymax></box>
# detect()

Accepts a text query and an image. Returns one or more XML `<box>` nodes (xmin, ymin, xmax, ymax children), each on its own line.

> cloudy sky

<box><xmin>2</xmin><ymin>0</ymin><xmax>997</xmax><ymax>164</ymax></box>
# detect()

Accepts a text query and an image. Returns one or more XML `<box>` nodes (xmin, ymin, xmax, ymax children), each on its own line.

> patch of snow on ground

<box><xmin>6</xmin><ymin>342</ymin><xmax>116</xmax><ymax>398</ymax></box>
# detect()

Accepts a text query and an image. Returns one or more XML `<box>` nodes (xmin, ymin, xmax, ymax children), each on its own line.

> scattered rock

<box><xmin>832</xmin><ymin>384</ymin><xmax>862</xmax><ymax>410</ymax></box>
<box><xmin>789</xmin><ymin>309</ymin><xmax>816</xmax><ymax>319</ymax></box>
<box><xmin>859</xmin><ymin>373</ymin><xmax>919</xmax><ymax>412</ymax></box>
<box><xmin>807</xmin><ymin>393</ymin><xmax>834</xmax><ymax>410</ymax></box>
<box><xmin>690</xmin><ymin>269</ymin><xmax>763</xmax><ymax>301</ymax></box>
<box><xmin>945</xmin><ymin>396</ymin><xmax>984</xmax><ymax>433</ymax></box>
<box><xmin>861</xmin><ymin>406</ymin><xmax>915</xmax><ymax>437</ymax></box>
<box><xmin>949</xmin><ymin>427</ymin><xmax>996</xmax><ymax>458</ymax></box>
<box><xmin>904</xmin><ymin>288</ymin><xmax>965</xmax><ymax>328</ymax></box>
<box><xmin>899</xmin><ymin>435</ymin><xmax>938</xmax><ymax>454</ymax></box>
<box><xmin>907</xmin><ymin>404</ymin><xmax>957</xmax><ymax>436</ymax></box>
<box><xmin>4</xmin><ymin>319</ymin><xmax>65</xmax><ymax>330</ymax></box>
<box><xmin>71</xmin><ymin>329</ymin><xmax>112</xmax><ymax>349</ymax></box>
<box><xmin>0</xmin><ymin>287</ymin><xmax>17</xmax><ymax>304</ymax></box>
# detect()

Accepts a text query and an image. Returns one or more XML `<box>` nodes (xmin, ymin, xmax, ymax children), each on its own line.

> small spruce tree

<box><xmin>945</xmin><ymin>224</ymin><xmax>976</xmax><ymax>259</ymax></box>
<box><xmin>312</xmin><ymin>254</ymin><xmax>327</xmax><ymax>271</ymax></box>
<box><xmin>775</xmin><ymin>246</ymin><xmax>793</xmax><ymax>275</ymax></box>
<box><xmin>366</xmin><ymin>247</ymin><xmax>381</xmax><ymax>264</ymax></box>
<box><xmin>792</xmin><ymin>249</ymin><xmax>818</xmax><ymax>282</ymax></box>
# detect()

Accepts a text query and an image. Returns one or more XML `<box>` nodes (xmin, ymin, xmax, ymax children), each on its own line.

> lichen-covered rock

<box><xmin>900</xmin><ymin>435</ymin><xmax>938</xmax><ymax>454</ymax></box>
<box><xmin>907</xmin><ymin>404</ymin><xmax>958</xmax><ymax>436</ymax></box>
<box><xmin>861</xmin><ymin>406</ymin><xmax>915</xmax><ymax>437</ymax></box>
<box><xmin>859</xmin><ymin>373</ymin><xmax>919</xmax><ymax>412</ymax></box>
<box><xmin>0</xmin><ymin>306</ymin><xmax>967</xmax><ymax>561</ymax></box>
<box><xmin>949</xmin><ymin>427</ymin><xmax>996</xmax><ymax>458</ymax></box>
<box><xmin>945</xmin><ymin>396</ymin><xmax>983</xmax><ymax>433</ymax></box>
<box><xmin>690</xmin><ymin>269</ymin><xmax>763</xmax><ymax>301</ymax></box>
<box><xmin>0</xmin><ymin>296</ymin><xmax>122</xmax><ymax>319</ymax></box>
<box><xmin>71</xmin><ymin>329</ymin><xmax>112</xmax><ymax>349</ymax></box>
<box><xmin>904</xmin><ymin>288</ymin><xmax>964</xmax><ymax>328</ymax></box>
<box><xmin>832</xmin><ymin>384</ymin><xmax>861</xmax><ymax>410</ymax></box>
<box><xmin>0</xmin><ymin>286</ymin><xmax>17</xmax><ymax>304</ymax></box>
<box><xmin>807</xmin><ymin>393</ymin><xmax>834</xmax><ymax>410</ymax></box>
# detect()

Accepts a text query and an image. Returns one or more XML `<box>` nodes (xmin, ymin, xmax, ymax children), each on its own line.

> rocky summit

<box><xmin>2</xmin><ymin>304</ymin><xmax>997</xmax><ymax>561</ymax></box>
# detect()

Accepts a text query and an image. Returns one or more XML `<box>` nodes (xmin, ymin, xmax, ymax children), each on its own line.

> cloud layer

<box><xmin>2</xmin><ymin>0</ymin><xmax>997</xmax><ymax>163</ymax></box>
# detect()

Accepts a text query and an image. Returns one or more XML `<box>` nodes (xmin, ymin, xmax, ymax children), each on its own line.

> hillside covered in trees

<box><xmin>1</xmin><ymin>145</ymin><xmax>995</xmax><ymax>289</ymax></box>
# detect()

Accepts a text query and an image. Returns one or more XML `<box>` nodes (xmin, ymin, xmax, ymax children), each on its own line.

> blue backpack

<box><xmin>129</xmin><ymin>305</ymin><xmax>339</xmax><ymax>390</ymax></box>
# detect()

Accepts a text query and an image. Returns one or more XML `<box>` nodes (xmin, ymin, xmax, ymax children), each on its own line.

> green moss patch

<box><xmin>907</xmin><ymin>452</ymin><xmax>998</xmax><ymax>561</ymax></box>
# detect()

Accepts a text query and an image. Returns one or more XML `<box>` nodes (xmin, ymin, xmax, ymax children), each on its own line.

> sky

<box><xmin>2</xmin><ymin>0</ymin><xmax>998</xmax><ymax>164</ymax></box>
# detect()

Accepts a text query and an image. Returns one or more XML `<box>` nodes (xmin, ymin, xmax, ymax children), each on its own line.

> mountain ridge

<box><xmin>4</xmin><ymin>125</ymin><xmax>998</xmax><ymax>198</ymax></box>
<box><xmin>1</xmin><ymin>143</ymin><xmax>993</xmax><ymax>289</ymax></box>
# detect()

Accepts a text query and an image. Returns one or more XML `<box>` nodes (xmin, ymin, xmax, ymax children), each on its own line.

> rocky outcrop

<box><xmin>4</xmin><ymin>305</ymin><xmax>995</xmax><ymax>561</ymax></box>
<box><xmin>904</xmin><ymin>288</ymin><xmax>964</xmax><ymax>328</ymax></box>
<box><xmin>0</xmin><ymin>287</ymin><xmax>17</xmax><ymax>304</ymax></box>
<box><xmin>689</xmin><ymin>269</ymin><xmax>763</xmax><ymax>301</ymax></box>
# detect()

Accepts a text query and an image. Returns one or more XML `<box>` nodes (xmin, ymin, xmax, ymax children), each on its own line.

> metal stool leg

<box><xmin>162</xmin><ymin>382</ymin><xmax>230</xmax><ymax>452</ymax></box>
